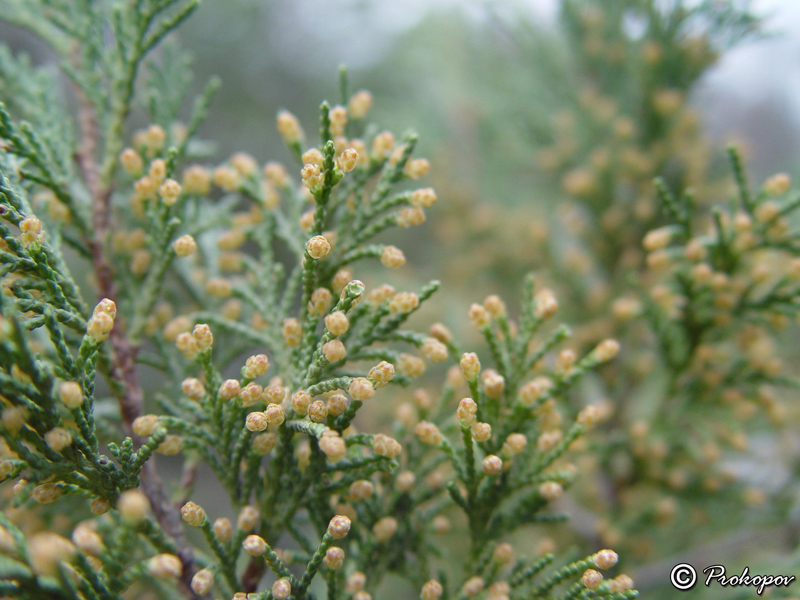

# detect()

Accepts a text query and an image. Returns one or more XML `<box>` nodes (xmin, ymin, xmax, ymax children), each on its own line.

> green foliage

<box><xmin>0</xmin><ymin>2</ymin><xmax>643</xmax><ymax>599</ymax></box>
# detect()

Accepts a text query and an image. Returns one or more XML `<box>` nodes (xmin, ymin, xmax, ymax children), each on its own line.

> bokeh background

<box><xmin>174</xmin><ymin>0</ymin><xmax>800</xmax><ymax>178</ymax></box>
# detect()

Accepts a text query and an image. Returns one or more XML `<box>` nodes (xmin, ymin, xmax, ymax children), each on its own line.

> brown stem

<box><xmin>241</xmin><ymin>557</ymin><xmax>267</xmax><ymax>593</ymax></box>
<box><xmin>71</xmin><ymin>62</ymin><xmax>208</xmax><ymax>599</ymax></box>
<box><xmin>175</xmin><ymin>460</ymin><xmax>199</xmax><ymax>508</ymax></box>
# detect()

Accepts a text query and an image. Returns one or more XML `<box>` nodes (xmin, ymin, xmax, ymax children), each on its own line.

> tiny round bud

<box><xmin>308</xmin><ymin>287</ymin><xmax>334</xmax><ymax>316</ymax></box>
<box><xmin>32</xmin><ymin>483</ymin><xmax>62</xmax><ymax>504</ymax></box>
<box><xmin>132</xmin><ymin>415</ymin><xmax>160</xmax><ymax>437</ymax></box>
<box><xmin>460</xmin><ymin>352</ymin><xmax>481</xmax><ymax>380</ymax></box>
<box><xmin>159</xmin><ymin>178</ymin><xmax>182</xmax><ymax>205</ymax></box>
<box><xmin>157</xmin><ymin>435</ymin><xmax>182</xmax><ymax>455</ymax></box>
<box><xmin>411</xmin><ymin>187</ymin><xmax>437</xmax><ymax>208</ymax></box>
<box><xmin>90</xmin><ymin>498</ymin><xmax>111</xmax><ymax>515</ymax></box>
<box><xmin>432</xmin><ymin>516</ymin><xmax>451</xmax><ymax>534</ymax></box>
<box><xmin>28</xmin><ymin>532</ymin><xmax>75</xmax><ymax>577</ymax></box>
<box><xmin>555</xmin><ymin>349</ymin><xmax>576</xmax><ymax>373</ymax></box>
<box><xmin>505</xmin><ymin>433</ymin><xmax>527</xmax><ymax>455</ymax></box>
<box><xmin>246</xmin><ymin>411</ymin><xmax>269</xmax><ymax>432</ymax></box>
<box><xmin>327</xmin><ymin>393</ymin><xmax>348</xmax><ymax>416</ymax></box>
<box><xmin>415</xmin><ymin>421</ymin><xmax>443</xmax><ymax>446</ymax></box>
<box><xmin>578</xmin><ymin>405</ymin><xmax>602</xmax><ymax>428</ymax></box>
<box><xmin>273</xmin><ymin>578</ymin><xmax>292</xmax><ymax>600</ymax></box>
<box><xmin>457</xmin><ymin>398</ymin><xmax>478</xmax><ymax>426</ymax></box>
<box><xmin>120</xmin><ymin>148</ymin><xmax>143</xmax><ymax>175</ymax></box>
<box><xmin>482</xmin><ymin>455</ymin><xmax>503</xmax><ymax>475</ymax></box>
<box><xmin>398</xmin><ymin>354</ymin><xmax>426</xmax><ymax>378</ymax></box>
<box><xmin>143</xmin><ymin>125</ymin><xmax>167</xmax><ymax>152</ymax></box>
<box><xmin>308</xmin><ymin>400</ymin><xmax>328</xmax><ymax>423</ymax></box>
<box><xmin>180</xmin><ymin>501</ymin><xmax>207</xmax><ymax>527</ymax></box>
<box><xmin>381</xmin><ymin>246</ymin><xmax>406</xmax><ymax>268</ymax></box>
<box><xmin>325</xmin><ymin>311</ymin><xmax>350</xmax><ymax>336</ymax></box>
<box><xmin>396</xmin><ymin>470</ymin><xmax>416</xmax><ymax>492</ymax></box>
<box><xmin>282</xmin><ymin>319</ymin><xmax>302</xmax><ymax>347</ymax></box>
<box><xmin>219</xmin><ymin>379</ymin><xmax>241</xmax><ymax>401</ymax></box>
<box><xmin>594</xmin><ymin>549</ymin><xmax>619</xmax><ymax>570</ymax></box>
<box><xmin>182</xmin><ymin>377</ymin><xmax>205</xmax><ymax>401</ymax></box>
<box><xmin>348</xmin><ymin>90</ymin><xmax>373</xmax><ymax>119</ymax></box>
<box><xmin>469</xmin><ymin>304</ymin><xmax>490</xmax><ymax>329</ymax></box>
<box><xmin>263</xmin><ymin>384</ymin><xmax>286</xmax><ymax>404</ymax></box>
<box><xmin>306</xmin><ymin>235</ymin><xmax>331</xmax><ymax>259</ymax></box>
<box><xmin>237</xmin><ymin>506</ymin><xmax>260</xmax><ymax>531</ymax></box>
<box><xmin>328</xmin><ymin>515</ymin><xmax>352</xmax><ymax>539</ymax></box>
<box><xmin>323</xmin><ymin>339</ymin><xmax>347</xmax><ymax>363</ymax></box>
<box><xmin>389</xmin><ymin>291</ymin><xmax>419</xmax><ymax>313</ymax></box>
<box><xmin>484</xmin><ymin>295</ymin><xmax>506</xmax><ymax>318</ymax></box>
<box><xmin>519</xmin><ymin>378</ymin><xmax>552</xmax><ymax>407</ymax></box>
<box><xmin>755</xmin><ymin>201</ymin><xmax>780</xmax><ymax>223</ymax></box>
<box><xmin>303</xmin><ymin>149</ymin><xmax>324</xmax><ymax>169</ymax></box>
<box><xmin>462</xmin><ymin>577</ymin><xmax>485</xmax><ymax>597</ymax></box>
<box><xmin>239</xmin><ymin>383</ymin><xmax>263</xmax><ymax>407</ymax></box>
<box><xmin>349</xmin><ymin>377</ymin><xmax>375</xmax><ymax>401</ymax></box>
<box><xmin>265</xmin><ymin>403</ymin><xmax>285</xmax><ymax>425</ymax></box>
<box><xmin>534</xmin><ymin>289</ymin><xmax>558</xmax><ymax>319</ymax></box>
<box><xmin>539</xmin><ymin>481</ymin><xmax>564</xmax><ymax>502</ymax></box>
<box><xmin>231</xmin><ymin>152</ymin><xmax>258</xmax><ymax>176</ymax></box>
<box><xmin>537</xmin><ymin>431</ymin><xmax>562</xmax><ymax>452</ymax></box>
<box><xmin>371</xmin><ymin>131</ymin><xmax>395</xmax><ymax>159</ymax></box>
<box><xmin>493</xmin><ymin>543</ymin><xmax>514</xmax><ymax>565</ymax></box>
<box><xmin>191</xmin><ymin>569</ymin><xmax>214</xmax><ymax>595</ymax></box>
<box><xmin>482</xmin><ymin>370</ymin><xmax>505</xmax><ymax>399</ymax></box>
<box><xmin>610</xmin><ymin>574</ymin><xmax>634</xmax><ymax>592</ymax></box>
<box><xmin>182</xmin><ymin>165</ymin><xmax>211</xmax><ymax>195</ymax></box>
<box><xmin>148</xmin><ymin>157</ymin><xmax>166</xmax><ymax>182</ymax></box>
<box><xmin>253</xmin><ymin>432</ymin><xmax>278</xmax><ymax>455</ymax></box>
<box><xmin>72</xmin><ymin>523</ymin><xmax>104</xmax><ymax>556</ymax></box>
<box><xmin>214</xmin><ymin>517</ymin><xmax>233</xmax><ymax>542</ymax></box>
<box><xmin>368</xmin><ymin>361</ymin><xmax>395</xmax><ymax>387</ymax></box>
<box><xmin>88</xmin><ymin>310</ymin><xmax>115</xmax><ymax>340</ymax></box>
<box><xmin>373</xmin><ymin>517</ymin><xmax>398</xmax><ymax>543</ymax></box>
<box><xmin>764</xmin><ymin>173</ymin><xmax>791</xmax><ymax>196</ymax></box>
<box><xmin>19</xmin><ymin>215</ymin><xmax>43</xmax><ymax>247</ymax></box>
<box><xmin>421</xmin><ymin>337</ymin><xmax>448</xmax><ymax>362</ymax></box>
<box><xmin>1</xmin><ymin>406</ymin><xmax>25</xmax><ymax>433</ymax></box>
<box><xmin>148</xmin><ymin>553</ymin><xmax>182</xmax><ymax>579</ymax></box>
<box><xmin>582</xmin><ymin>569</ymin><xmax>603</xmax><ymax>590</ymax></box>
<box><xmin>324</xmin><ymin>546</ymin><xmax>345</xmax><ymax>570</ymax></box>
<box><xmin>277</xmin><ymin>110</ymin><xmax>303</xmax><ymax>143</ymax></box>
<box><xmin>643</xmin><ymin>227</ymin><xmax>672</xmax><ymax>251</ymax></box>
<box><xmin>594</xmin><ymin>339</ymin><xmax>620</xmax><ymax>362</ymax></box>
<box><xmin>192</xmin><ymin>323</ymin><xmax>213</xmax><ymax>351</ymax></box>
<box><xmin>347</xmin><ymin>572</ymin><xmax>366</xmax><ymax>593</ymax></box>
<box><xmin>238</xmin><ymin>355</ymin><xmax>269</xmax><ymax>383</ymax></box>
<box><xmin>348</xmin><ymin>479</ymin><xmax>375</xmax><ymax>501</ymax></box>
<box><xmin>405</xmin><ymin>158</ymin><xmax>430</xmax><ymax>179</ymax></box>
<box><xmin>372</xmin><ymin>433</ymin><xmax>402</xmax><ymax>458</ymax></box>
<box><xmin>118</xmin><ymin>490</ymin><xmax>150</xmax><ymax>522</ymax></box>
<box><xmin>58</xmin><ymin>381</ymin><xmax>83</xmax><ymax>409</ymax></box>
<box><xmin>421</xmin><ymin>580</ymin><xmax>443</xmax><ymax>600</ymax></box>
<box><xmin>337</xmin><ymin>147</ymin><xmax>359</xmax><ymax>172</ymax></box>
<box><xmin>291</xmin><ymin>390</ymin><xmax>312</xmax><ymax>415</ymax></box>
<box><xmin>45</xmin><ymin>427</ymin><xmax>73</xmax><ymax>452</ymax></box>
<box><xmin>173</xmin><ymin>235</ymin><xmax>197</xmax><ymax>257</ymax></box>
<box><xmin>319</xmin><ymin>432</ymin><xmax>348</xmax><ymax>462</ymax></box>
<box><xmin>472</xmin><ymin>422</ymin><xmax>492</xmax><ymax>443</ymax></box>
<box><xmin>243</xmin><ymin>534</ymin><xmax>267</xmax><ymax>556</ymax></box>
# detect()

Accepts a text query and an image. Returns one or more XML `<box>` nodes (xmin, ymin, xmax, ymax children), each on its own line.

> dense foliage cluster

<box><xmin>0</xmin><ymin>1</ymin><xmax>797</xmax><ymax>599</ymax></box>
